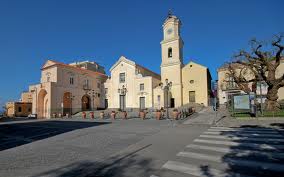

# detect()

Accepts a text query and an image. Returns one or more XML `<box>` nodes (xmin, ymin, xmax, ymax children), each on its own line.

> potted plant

<box><xmin>66</xmin><ymin>113</ymin><xmax>69</xmax><ymax>118</ymax></box>
<box><xmin>100</xmin><ymin>111</ymin><xmax>104</xmax><ymax>119</ymax></box>
<box><xmin>82</xmin><ymin>112</ymin><xmax>86</xmax><ymax>119</ymax></box>
<box><xmin>110</xmin><ymin>111</ymin><xmax>116</xmax><ymax>120</ymax></box>
<box><xmin>172</xmin><ymin>109</ymin><xmax>179</xmax><ymax>120</ymax></box>
<box><xmin>139</xmin><ymin>109</ymin><xmax>146</xmax><ymax>120</ymax></box>
<box><xmin>122</xmin><ymin>111</ymin><xmax>127</xmax><ymax>119</ymax></box>
<box><xmin>155</xmin><ymin>109</ymin><xmax>162</xmax><ymax>120</ymax></box>
<box><xmin>90</xmin><ymin>112</ymin><xmax>94</xmax><ymax>119</ymax></box>
<box><xmin>58</xmin><ymin>113</ymin><xmax>62</xmax><ymax>118</ymax></box>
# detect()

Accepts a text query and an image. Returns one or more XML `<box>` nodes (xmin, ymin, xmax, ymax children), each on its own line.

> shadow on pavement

<box><xmin>0</xmin><ymin>120</ymin><xmax>110</xmax><ymax>151</ymax></box>
<box><xmin>32</xmin><ymin>144</ymin><xmax>154</xmax><ymax>177</ymax></box>
<box><xmin>199</xmin><ymin>125</ymin><xmax>284</xmax><ymax>177</ymax></box>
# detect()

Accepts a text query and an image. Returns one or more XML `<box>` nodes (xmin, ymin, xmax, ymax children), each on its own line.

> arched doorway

<box><xmin>81</xmin><ymin>95</ymin><xmax>91</xmax><ymax>111</ymax></box>
<box><xmin>38</xmin><ymin>89</ymin><xmax>47</xmax><ymax>118</ymax></box>
<box><xmin>63</xmin><ymin>92</ymin><xmax>72</xmax><ymax>116</ymax></box>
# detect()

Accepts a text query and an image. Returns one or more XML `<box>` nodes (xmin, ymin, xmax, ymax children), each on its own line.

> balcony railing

<box><xmin>83</xmin><ymin>84</ymin><xmax>91</xmax><ymax>90</ymax></box>
<box><xmin>221</xmin><ymin>83</ymin><xmax>239</xmax><ymax>91</ymax></box>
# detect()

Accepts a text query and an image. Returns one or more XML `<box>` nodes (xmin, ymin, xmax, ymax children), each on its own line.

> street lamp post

<box><xmin>257</xmin><ymin>67</ymin><xmax>264</xmax><ymax>116</ymax></box>
<box><xmin>160</xmin><ymin>79</ymin><xmax>172</xmax><ymax>119</ymax></box>
<box><xmin>118</xmin><ymin>85</ymin><xmax>127</xmax><ymax>111</ymax></box>
<box><xmin>67</xmin><ymin>93</ymin><xmax>75</xmax><ymax>118</ymax></box>
<box><xmin>88</xmin><ymin>90</ymin><xmax>99</xmax><ymax>111</ymax></box>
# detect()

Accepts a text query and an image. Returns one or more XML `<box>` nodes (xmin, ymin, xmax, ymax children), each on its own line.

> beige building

<box><xmin>217</xmin><ymin>60</ymin><xmax>284</xmax><ymax>104</ymax></box>
<box><xmin>105</xmin><ymin>56</ymin><xmax>161</xmax><ymax>109</ymax></box>
<box><xmin>105</xmin><ymin>13</ymin><xmax>212</xmax><ymax>109</ymax></box>
<box><xmin>6</xmin><ymin>102</ymin><xmax>32</xmax><ymax>117</ymax></box>
<box><xmin>21</xmin><ymin>91</ymin><xmax>33</xmax><ymax>103</ymax></box>
<box><xmin>159</xmin><ymin>13</ymin><xmax>212</xmax><ymax>107</ymax></box>
<box><xmin>29</xmin><ymin>60</ymin><xmax>108</xmax><ymax>119</ymax></box>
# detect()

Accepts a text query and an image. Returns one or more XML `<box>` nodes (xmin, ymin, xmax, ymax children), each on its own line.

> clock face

<box><xmin>167</xmin><ymin>28</ymin><xmax>173</xmax><ymax>35</ymax></box>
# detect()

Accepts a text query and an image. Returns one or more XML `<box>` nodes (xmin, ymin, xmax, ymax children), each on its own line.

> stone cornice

<box><xmin>160</xmin><ymin>61</ymin><xmax>182</xmax><ymax>67</ymax></box>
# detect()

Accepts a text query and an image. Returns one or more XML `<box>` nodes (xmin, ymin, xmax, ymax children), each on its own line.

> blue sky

<box><xmin>0</xmin><ymin>0</ymin><xmax>283</xmax><ymax>108</ymax></box>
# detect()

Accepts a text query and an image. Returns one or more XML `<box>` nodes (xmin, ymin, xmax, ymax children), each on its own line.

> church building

<box><xmin>105</xmin><ymin>12</ymin><xmax>212</xmax><ymax>110</ymax></box>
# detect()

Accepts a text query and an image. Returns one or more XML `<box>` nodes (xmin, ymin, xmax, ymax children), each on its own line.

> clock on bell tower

<box><xmin>160</xmin><ymin>11</ymin><xmax>184</xmax><ymax>107</ymax></box>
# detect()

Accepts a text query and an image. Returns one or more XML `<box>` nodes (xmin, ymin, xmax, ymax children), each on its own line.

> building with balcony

<box><xmin>217</xmin><ymin>60</ymin><xmax>284</xmax><ymax>105</ymax></box>
<box><xmin>29</xmin><ymin>60</ymin><xmax>107</xmax><ymax>119</ymax></box>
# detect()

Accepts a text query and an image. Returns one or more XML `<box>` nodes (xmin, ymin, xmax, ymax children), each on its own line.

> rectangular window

<box><xmin>189</xmin><ymin>91</ymin><xmax>196</xmax><ymax>103</ymax></box>
<box><xmin>119</xmin><ymin>73</ymin><xmax>125</xmax><ymax>83</ymax></box>
<box><xmin>158</xmin><ymin>95</ymin><xmax>161</xmax><ymax>101</ymax></box>
<box><xmin>85</xmin><ymin>79</ymin><xmax>89</xmax><ymax>86</ymax></box>
<box><xmin>70</xmin><ymin>77</ymin><xmax>74</xmax><ymax>85</ymax></box>
<box><xmin>97</xmin><ymin>83</ymin><xmax>100</xmax><ymax>88</ymax></box>
<box><xmin>105</xmin><ymin>88</ymin><xmax>108</xmax><ymax>94</ymax></box>
<box><xmin>18</xmin><ymin>107</ymin><xmax>22</xmax><ymax>112</ymax></box>
<box><xmin>140</xmin><ymin>83</ymin><xmax>144</xmax><ymax>91</ymax></box>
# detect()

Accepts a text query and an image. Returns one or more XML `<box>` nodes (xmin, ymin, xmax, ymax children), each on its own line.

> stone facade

<box><xmin>6</xmin><ymin>12</ymin><xmax>212</xmax><ymax>117</ymax></box>
<box><xmin>29</xmin><ymin>60</ymin><xmax>107</xmax><ymax>119</ymax></box>
<box><xmin>6</xmin><ymin>102</ymin><xmax>32</xmax><ymax>117</ymax></box>
<box><xmin>21</xmin><ymin>92</ymin><xmax>33</xmax><ymax>103</ymax></box>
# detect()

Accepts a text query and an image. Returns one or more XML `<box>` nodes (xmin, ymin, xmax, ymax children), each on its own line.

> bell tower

<box><xmin>160</xmin><ymin>11</ymin><xmax>184</xmax><ymax>107</ymax></box>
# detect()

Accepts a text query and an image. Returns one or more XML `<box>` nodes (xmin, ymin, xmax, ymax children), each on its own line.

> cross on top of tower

<box><xmin>168</xmin><ymin>9</ymin><xmax>173</xmax><ymax>17</ymax></box>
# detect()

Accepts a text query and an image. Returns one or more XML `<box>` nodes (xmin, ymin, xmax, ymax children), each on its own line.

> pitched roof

<box><xmin>41</xmin><ymin>60</ymin><xmax>107</xmax><ymax>78</ymax></box>
<box><xmin>110</xmin><ymin>56</ymin><xmax>161</xmax><ymax>80</ymax></box>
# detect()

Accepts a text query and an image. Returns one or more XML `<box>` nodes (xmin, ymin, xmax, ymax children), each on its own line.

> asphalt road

<box><xmin>0</xmin><ymin>118</ymin><xmax>202</xmax><ymax>177</ymax></box>
<box><xmin>1</xmin><ymin>114</ymin><xmax>284</xmax><ymax>177</ymax></box>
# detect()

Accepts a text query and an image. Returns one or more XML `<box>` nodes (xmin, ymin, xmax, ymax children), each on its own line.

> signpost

<box><xmin>233</xmin><ymin>94</ymin><xmax>251</xmax><ymax>117</ymax></box>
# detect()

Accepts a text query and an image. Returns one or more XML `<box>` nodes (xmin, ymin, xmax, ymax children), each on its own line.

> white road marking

<box><xmin>177</xmin><ymin>151</ymin><xmax>284</xmax><ymax>172</ymax></box>
<box><xmin>210</xmin><ymin>127</ymin><xmax>280</xmax><ymax>131</ymax></box>
<box><xmin>207</xmin><ymin>129</ymin><xmax>279</xmax><ymax>134</ymax></box>
<box><xmin>194</xmin><ymin>139</ymin><xmax>284</xmax><ymax>149</ymax></box>
<box><xmin>162</xmin><ymin>161</ymin><xmax>255</xmax><ymax>177</ymax></box>
<box><xmin>186</xmin><ymin>144</ymin><xmax>284</xmax><ymax>158</ymax></box>
<box><xmin>200</xmin><ymin>134</ymin><xmax>284</xmax><ymax>142</ymax></box>
<box><xmin>203</xmin><ymin>131</ymin><xmax>283</xmax><ymax>137</ymax></box>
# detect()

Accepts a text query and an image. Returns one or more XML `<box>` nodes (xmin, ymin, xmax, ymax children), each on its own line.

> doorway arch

<box><xmin>63</xmin><ymin>92</ymin><xmax>72</xmax><ymax>116</ymax></box>
<box><xmin>38</xmin><ymin>89</ymin><xmax>47</xmax><ymax>118</ymax></box>
<box><xmin>81</xmin><ymin>94</ymin><xmax>91</xmax><ymax>111</ymax></box>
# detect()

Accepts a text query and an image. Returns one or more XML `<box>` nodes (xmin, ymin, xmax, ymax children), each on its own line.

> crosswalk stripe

<box><xmin>207</xmin><ymin>129</ymin><xmax>279</xmax><ymax>134</ymax></box>
<box><xmin>177</xmin><ymin>151</ymin><xmax>284</xmax><ymax>172</ymax></box>
<box><xmin>186</xmin><ymin>144</ymin><xmax>284</xmax><ymax>158</ymax></box>
<box><xmin>210</xmin><ymin>127</ymin><xmax>280</xmax><ymax>131</ymax></box>
<box><xmin>178</xmin><ymin>151</ymin><xmax>221</xmax><ymax>162</ymax></box>
<box><xmin>200</xmin><ymin>134</ymin><xmax>284</xmax><ymax>142</ymax></box>
<box><xmin>194</xmin><ymin>139</ymin><xmax>284</xmax><ymax>150</ymax></box>
<box><xmin>204</xmin><ymin>131</ymin><xmax>283</xmax><ymax>137</ymax></box>
<box><xmin>162</xmin><ymin>160</ymin><xmax>255</xmax><ymax>177</ymax></box>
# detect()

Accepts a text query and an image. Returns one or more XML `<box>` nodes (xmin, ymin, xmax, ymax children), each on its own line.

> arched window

<box><xmin>168</xmin><ymin>48</ymin><xmax>172</xmax><ymax>58</ymax></box>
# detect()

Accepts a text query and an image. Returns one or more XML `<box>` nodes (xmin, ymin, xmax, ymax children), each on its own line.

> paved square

<box><xmin>0</xmin><ymin>118</ymin><xmax>174</xmax><ymax>177</ymax></box>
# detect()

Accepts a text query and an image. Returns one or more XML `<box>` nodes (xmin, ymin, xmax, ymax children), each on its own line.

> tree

<box><xmin>226</xmin><ymin>34</ymin><xmax>284</xmax><ymax>111</ymax></box>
